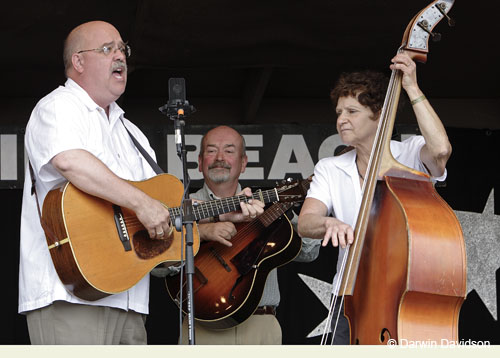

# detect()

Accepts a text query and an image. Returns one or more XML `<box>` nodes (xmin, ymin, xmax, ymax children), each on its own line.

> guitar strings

<box><xmin>193</xmin><ymin>203</ymin><xmax>291</xmax><ymax>270</ymax></box>
<box><xmin>121</xmin><ymin>201</ymin><xmax>290</xmax><ymax>238</ymax></box>
<box><xmin>191</xmin><ymin>190</ymin><xmax>276</xmax><ymax>220</ymax></box>
<box><xmin>207</xmin><ymin>203</ymin><xmax>289</xmax><ymax>251</ymax></box>
<box><xmin>119</xmin><ymin>183</ymin><xmax>292</xmax><ymax>231</ymax></box>
<box><xmin>119</xmin><ymin>200</ymin><xmax>295</xmax><ymax>281</ymax></box>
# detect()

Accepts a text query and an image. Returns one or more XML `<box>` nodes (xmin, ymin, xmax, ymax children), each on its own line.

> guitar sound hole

<box><xmin>132</xmin><ymin>230</ymin><xmax>173</xmax><ymax>259</ymax></box>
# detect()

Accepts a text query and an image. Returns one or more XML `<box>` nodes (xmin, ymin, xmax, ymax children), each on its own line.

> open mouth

<box><xmin>112</xmin><ymin>67</ymin><xmax>125</xmax><ymax>79</ymax></box>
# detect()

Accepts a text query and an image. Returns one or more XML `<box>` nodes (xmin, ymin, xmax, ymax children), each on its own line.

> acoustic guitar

<box><xmin>41</xmin><ymin>173</ymin><xmax>306</xmax><ymax>301</ymax></box>
<box><xmin>165</xmin><ymin>177</ymin><xmax>311</xmax><ymax>329</ymax></box>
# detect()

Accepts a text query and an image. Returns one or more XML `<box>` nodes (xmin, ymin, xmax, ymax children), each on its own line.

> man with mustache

<box><xmin>194</xmin><ymin>126</ymin><xmax>258</xmax><ymax>247</ymax></box>
<box><xmin>177</xmin><ymin>125</ymin><xmax>319</xmax><ymax>344</ymax></box>
<box><xmin>18</xmin><ymin>22</ymin><xmax>263</xmax><ymax>345</ymax></box>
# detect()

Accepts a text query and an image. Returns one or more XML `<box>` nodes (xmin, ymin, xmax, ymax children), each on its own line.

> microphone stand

<box><xmin>159</xmin><ymin>100</ymin><xmax>197</xmax><ymax>345</ymax></box>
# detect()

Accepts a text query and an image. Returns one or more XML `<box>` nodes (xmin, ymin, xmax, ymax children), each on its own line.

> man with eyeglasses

<box><xmin>18</xmin><ymin>20</ymin><xmax>264</xmax><ymax>345</ymax></box>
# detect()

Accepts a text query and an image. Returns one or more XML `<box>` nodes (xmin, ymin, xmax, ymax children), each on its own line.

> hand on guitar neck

<box><xmin>195</xmin><ymin>187</ymin><xmax>265</xmax><ymax>247</ymax></box>
<box><xmin>218</xmin><ymin>187</ymin><xmax>265</xmax><ymax>222</ymax></box>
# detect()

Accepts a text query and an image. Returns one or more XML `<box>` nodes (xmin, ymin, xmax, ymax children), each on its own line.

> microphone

<box><xmin>159</xmin><ymin>78</ymin><xmax>196</xmax><ymax>119</ymax></box>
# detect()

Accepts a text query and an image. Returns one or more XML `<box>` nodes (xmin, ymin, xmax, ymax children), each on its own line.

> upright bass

<box><xmin>334</xmin><ymin>0</ymin><xmax>466</xmax><ymax>344</ymax></box>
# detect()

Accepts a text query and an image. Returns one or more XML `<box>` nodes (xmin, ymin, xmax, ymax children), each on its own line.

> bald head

<box><xmin>62</xmin><ymin>21</ymin><xmax>128</xmax><ymax>109</ymax></box>
<box><xmin>200</xmin><ymin>126</ymin><xmax>246</xmax><ymax>157</ymax></box>
<box><xmin>63</xmin><ymin>21</ymin><xmax>120</xmax><ymax>77</ymax></box>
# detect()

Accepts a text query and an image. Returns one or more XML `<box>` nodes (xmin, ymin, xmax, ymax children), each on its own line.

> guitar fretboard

<box><xmin>259</xmin><ymin>202</ymin><xmax>293</xmax><ymax>227</ymax></box>
<box><xmin>168</xmin><ymin>188</ymin><xmax>279</xmax><ymax>222</ymax></box>
<box><xmin>257</xmin><ymin>179</ymin><xmax>310</xmax><ymax>227</ymax></box>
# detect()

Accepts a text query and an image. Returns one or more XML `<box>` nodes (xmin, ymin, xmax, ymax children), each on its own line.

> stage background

<box><xmin>0</xmin><ymin>0</ymin><xmax>499</xmax><ymax>346</ymax></box>
<box><xmin>1</xmin><ymin>124</ymin><xmax>499</xmax><ymax>344</ymax></box>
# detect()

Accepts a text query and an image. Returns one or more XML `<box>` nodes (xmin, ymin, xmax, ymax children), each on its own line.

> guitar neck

<box><xmin>168</xmin><ymin>188</ymin><xmax>279</xmax><ymax>221</ymax></box>
<box><xmin>257</xmin><ymin>178</ymin><xmax>310</xmax><ymax>226</ymax></box>
<box><xmin>259</xmin><ymin>202</ymin><xmax>294</xmax><ymax>228</ymax></box>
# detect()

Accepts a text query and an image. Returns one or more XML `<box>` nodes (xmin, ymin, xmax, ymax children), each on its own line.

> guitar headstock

<box><xmin>402</xmin><ymin>0</ymin><xmax>455</xmax><ymax>63</ymax></box>
<box><xmin>274</xmin><ymin>176</ymin><xmax>312</xmax><ymax>203</ymax></box>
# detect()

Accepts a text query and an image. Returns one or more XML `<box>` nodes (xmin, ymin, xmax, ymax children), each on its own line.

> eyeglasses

<box><xmin>77</xmin><ymin>42</ymin><xmax>131</xmax><ymax>58</ymax></box>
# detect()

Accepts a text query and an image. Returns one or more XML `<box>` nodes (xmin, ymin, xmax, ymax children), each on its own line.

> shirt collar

<box><xmin>332</xmin><ymin>140</ymin><xmax>406</xmax><ymax>177</ymax></box>
<box><xmin>64</xmin><ymin>78</ymin><xmax>125</xmax><ymax>123</ymax></box>
<box><xmin>333</xmin><ymin>148</ymin><xmax>357</xmax><ymax>174</ymax></box>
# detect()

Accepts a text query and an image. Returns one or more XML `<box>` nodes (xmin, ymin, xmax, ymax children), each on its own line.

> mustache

<box><xmin>111</xmin><ymin>60</ymin><xmax>127</xmax><ymax>73</ymax></box>
<box><xmin>208</xmin><ymin>160</ymin><xmax>231</xmax><ymax>170</ymax></box>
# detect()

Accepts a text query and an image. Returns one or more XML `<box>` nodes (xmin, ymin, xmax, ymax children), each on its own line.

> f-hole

<box><xmin>379</xmin><ymin>328</ymin><xmax>391</xmax><ymax>343</ymax></box>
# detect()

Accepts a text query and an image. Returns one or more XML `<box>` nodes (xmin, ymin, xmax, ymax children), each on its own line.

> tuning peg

<box><xmin>417</xmin><ymin>20</ymin><xmax>441</xmax><ymax>42</ymax></box>
<box><xmin>436</xmin><ymin>2</ymin><xmax>456</xmax><ymax>27</ymax></box>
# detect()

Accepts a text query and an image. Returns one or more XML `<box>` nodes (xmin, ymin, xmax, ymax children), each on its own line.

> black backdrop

<box><xmin>2</xmin><ymin>127</ymin><xmax>499</xmax><ymax>345</ymax></box>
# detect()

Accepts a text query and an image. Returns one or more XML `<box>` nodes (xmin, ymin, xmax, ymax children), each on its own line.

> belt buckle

<box><xmin>255</xmin><ymin>305</ymin><xmax>276</xmax><ymax>315</ymax></box>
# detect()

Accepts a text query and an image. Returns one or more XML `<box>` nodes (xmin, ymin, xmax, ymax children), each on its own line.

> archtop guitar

<box><xmin>165</xmin><ymin>177</ymin><xmax>311</xmax><ymax>329</ymax></box>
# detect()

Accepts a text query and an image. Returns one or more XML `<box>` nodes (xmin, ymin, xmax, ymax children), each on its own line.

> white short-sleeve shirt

<box><xmin>19</xmin><ymin>79</ymin><xmax>157</xmax><ymax>314</ymax></box>
<box><xmin>307</xmin><ymin>136</ymin><xmax>447</xmax><ymax>293</ymax></box>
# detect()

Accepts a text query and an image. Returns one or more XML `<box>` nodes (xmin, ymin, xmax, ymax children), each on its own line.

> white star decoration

<box><xmin>299</xmin><ymin>188</ymin><xmax>499</xmax><ymax>338</ymax></box>
<box><xmin>298</xmin><ymin>273</ymin><xmax>333</xmax><ymax>338</ymax></box>
<box><xmin>455</xmin><ymin>188</ymin><xmax>499</xmax><ymax>320</ymax></box>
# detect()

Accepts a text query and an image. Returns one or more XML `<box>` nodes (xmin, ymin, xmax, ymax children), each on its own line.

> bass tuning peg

<box><xmin>417</xmin><ymin>20</ymin><xmax>442</xmax><ymax>42</ymax></box>
<box><xmin>436</xmin><ymin>2</ymin><xmax>456</xmax><ymax>27</ymax></box>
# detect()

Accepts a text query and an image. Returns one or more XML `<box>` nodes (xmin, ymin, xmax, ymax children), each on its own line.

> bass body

<box><xmin>345</xmin><ymin>176</ymin><xmax>466</xmax><ymax>344</ymax></box>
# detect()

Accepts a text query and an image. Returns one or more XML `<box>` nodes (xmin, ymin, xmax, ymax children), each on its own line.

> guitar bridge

<box><xmin>113</xmin><ymin>205</ymin><xmax>131</xmax><ymax>251</ymax></box>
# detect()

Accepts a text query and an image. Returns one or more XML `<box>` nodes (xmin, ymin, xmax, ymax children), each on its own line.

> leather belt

<box><xmin>253</xmin><ymin>305</ymin><xmax>276</xmax><ymax>315</ymax></box>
